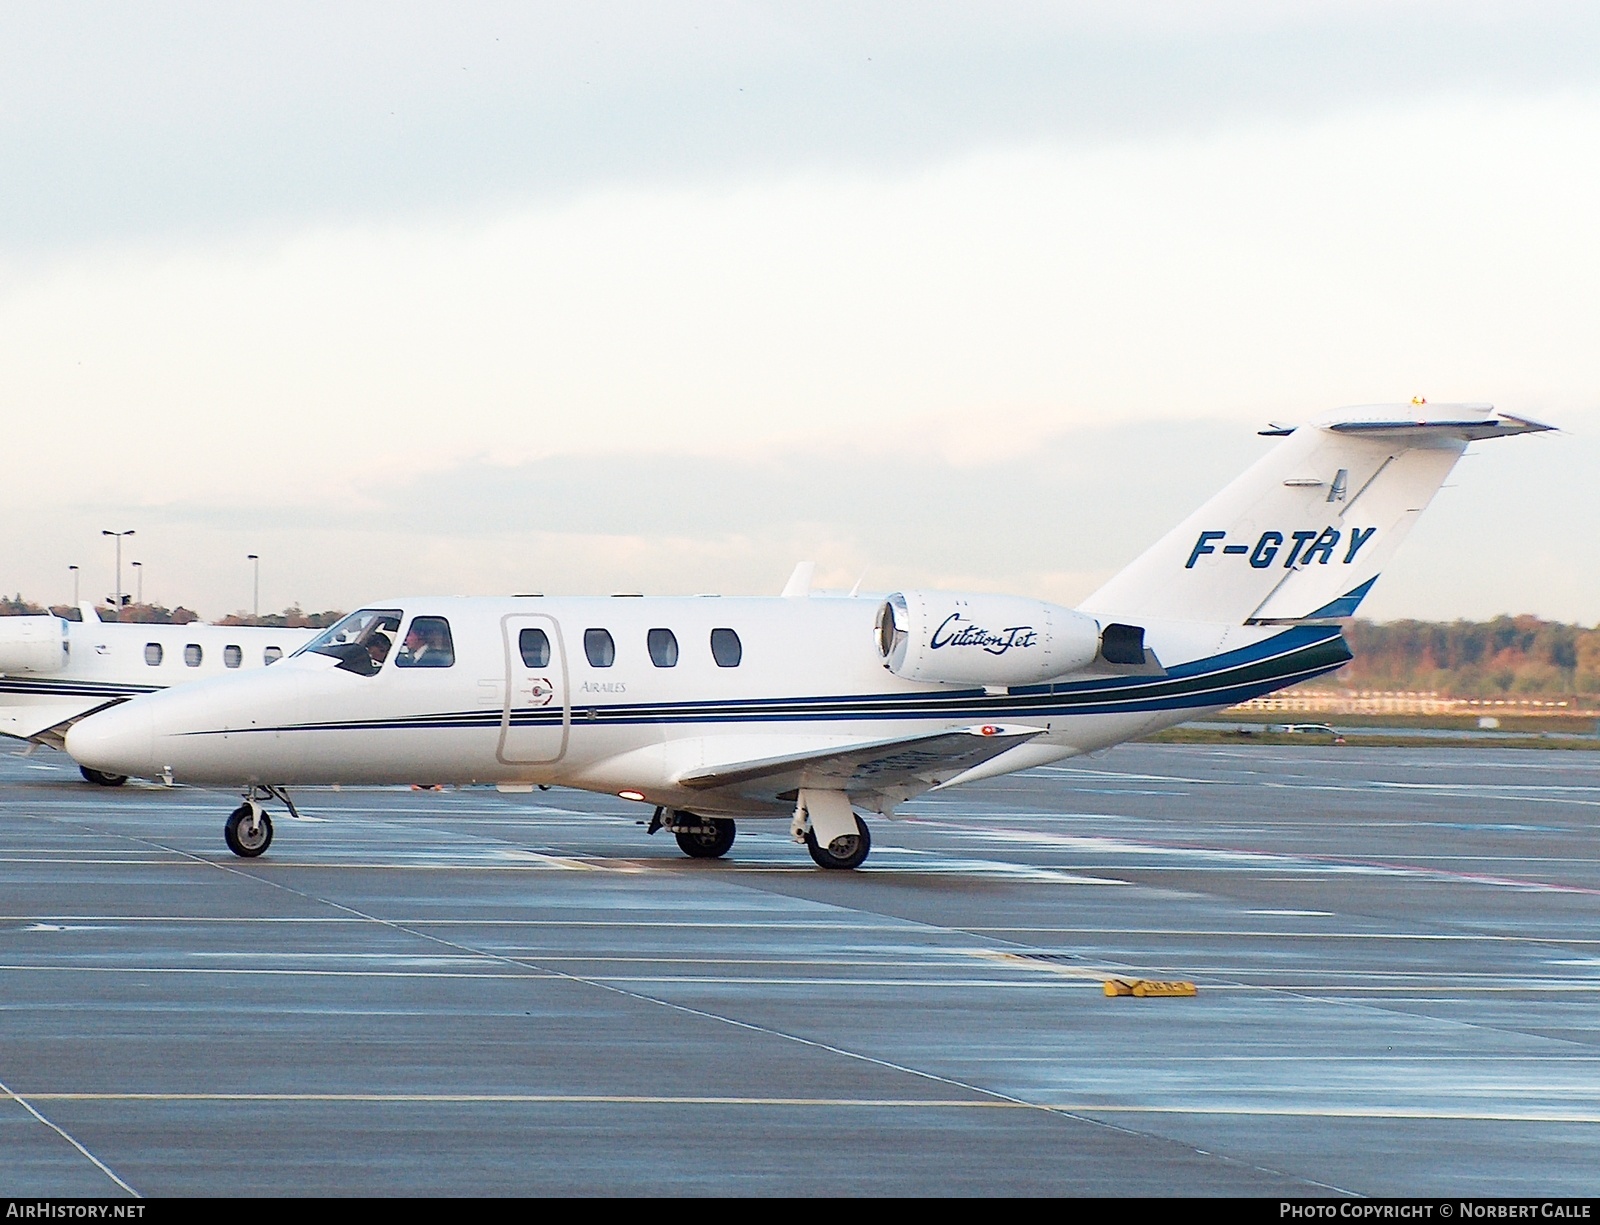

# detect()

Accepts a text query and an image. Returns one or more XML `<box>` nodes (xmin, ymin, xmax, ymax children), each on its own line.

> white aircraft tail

<box><xmin>1078</xmin><ymin>404</ymin><xmax>1552</xmax><ymax>627</ymax></box>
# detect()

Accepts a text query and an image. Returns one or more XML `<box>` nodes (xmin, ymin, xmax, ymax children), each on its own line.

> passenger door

<box><xmin>498</xmin><ymin>614</ymin><xmax>569</xmax><ymax>764</ymax></box>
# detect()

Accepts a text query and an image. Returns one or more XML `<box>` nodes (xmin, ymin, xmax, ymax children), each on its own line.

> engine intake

<box><xmin>0</xmin><ymin>615</ymin><xmax>68</xmax><ymax>674</ymax></box>
<box><xmin>875</xmin><ymin>591</ymin><xmax>1106</xmax><ymax>687</ymax></box>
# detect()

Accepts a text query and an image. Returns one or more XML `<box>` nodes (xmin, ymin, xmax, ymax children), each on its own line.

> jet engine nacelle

<box><xmin>0</xmin><ymin>615</ymin><xmax>69</xmax><ymax>674</ymax></box>
<box><xmin>875</xmin><ymin>591</ymin><xmax>1103</xmax><ymax>686</ymax></box>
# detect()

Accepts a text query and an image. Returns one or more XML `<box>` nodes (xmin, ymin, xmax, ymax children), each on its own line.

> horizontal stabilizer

<box><xmin>1327</xmin><ymin>413</ymin><xmax>1553</xmax><ymax>440</ymax></box>
<box><xmin>677</xmin><ymin>724</ymin><xmax>1045</xmax><ymax>797</ymax></box>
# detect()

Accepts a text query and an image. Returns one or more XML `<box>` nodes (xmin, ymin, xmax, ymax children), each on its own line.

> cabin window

<box><xmin>584</xmin><ymin>628</ymin><xmax>615</xmax><ymax>668</ymax></box>
<box><xmin>519</xmin><ymin>628</ymin><xmax>551</xmax><ymax>668</ymax></box>
<box><xmin>296</xmin><ymin>608</ymin><xmax>403</xmax><ymax>676</ymax></box>
<box><xmin>144</xmin><ymin>643</ymin><xmax>163</xmax><ymax>667</ymax></box>
<box><xmin>647</xmin><ymin>628</ymin><xmax>678</xmax><ymax>668</ymax></box>
<box><xmin>710</xmin><ymin>628</ymin><xmax>742</xmax><ymax>667</ymax></box>
<box><xmin>224</xmin><ymin>644</ymin><xmax>243</xmax><ymax>669</ymax></box>
<box><xmin>184</xmin><ymin>643</ymin><xmax>203</xmax><ymax>668</ymax></box>
<box><xmin>395</xmin><ymin>616</ymin><xmax>455</xmax><ymax>668</ymax></box>
<box><xmin>263</xmin><ymin>646</ymin><xmax>283</xmax><ymax>665</ymax></box>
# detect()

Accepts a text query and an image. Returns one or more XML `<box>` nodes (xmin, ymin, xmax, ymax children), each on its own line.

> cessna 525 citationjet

<box><xmin>67</xmin><ymin>404</ymin><xmax>1549</xmax><ymax>868</ymax></box>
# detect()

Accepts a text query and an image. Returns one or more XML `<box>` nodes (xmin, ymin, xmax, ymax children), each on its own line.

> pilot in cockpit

<box><xmin>399</xmin><ymin>626</ymin><xmax>427</xmax><ymax>665</ymax></box>
<box><xmin>396</xmin><ymin>618</ymin><xmax>453</xmax><ymax>668</ymax></box>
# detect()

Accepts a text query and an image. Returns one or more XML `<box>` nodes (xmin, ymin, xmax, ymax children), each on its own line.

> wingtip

<box><xmin>1494</xmin><ymin>411</ymin><xmax>1558</xmax><ymax>436</ymax></box>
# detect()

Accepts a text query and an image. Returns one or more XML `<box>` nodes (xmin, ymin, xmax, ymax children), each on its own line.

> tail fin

<box><xmin>1078</xmin><ymin>404</ymin><xmax>1552</xmax><ymax>626</ymax></box>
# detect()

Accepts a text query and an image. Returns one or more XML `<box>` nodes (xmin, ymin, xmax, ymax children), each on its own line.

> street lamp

<box><xmin>131</xmin><ymin>561</ymin><xmax>143</xmax><ymax>605</ymax></box>
<box><xmin>247</xmin><ymin>554</ymin><xmax>259</xmax><ymax>619</ymax></box>
<box><xmin>101</xmin><ymin>530</ymin><xmax>135</xmax><ymax>608</ymax></box>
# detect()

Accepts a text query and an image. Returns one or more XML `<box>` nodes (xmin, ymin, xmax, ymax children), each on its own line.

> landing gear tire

<box><xmin>224</xmin><ymin>803</ymin><xmax>273</xmax><ymax>858</ymax></box>
<box><xmin>675</xmin><ymin>818</ymin><xmax>736</xmax><ymax>859</ymax></box>
<box><xmin>79</xmin><ymin>766</ymin><xmax>128</xmax><ymax>787</ymax></box>
<box><xmin>805</xmin><ymin>815</ymin><xmax>871</xmax><ymax>870</ymax></box>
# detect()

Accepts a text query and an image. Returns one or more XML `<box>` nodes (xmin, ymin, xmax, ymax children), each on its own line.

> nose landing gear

<box><xmin>224</xmin><ymin>801</ymin><xmax>273</xmax><ymax>857</ymax></box>
<box><xmin>222</xmin><ymin>785</ymin><xmax>301</xmax><ymax>858</ymax></box>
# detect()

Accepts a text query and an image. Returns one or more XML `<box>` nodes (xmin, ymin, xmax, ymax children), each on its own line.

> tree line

<box><xmin>1340</xmin><ymin>617</ymin><xmax>1600</xmax><ymax>698</ymax></box>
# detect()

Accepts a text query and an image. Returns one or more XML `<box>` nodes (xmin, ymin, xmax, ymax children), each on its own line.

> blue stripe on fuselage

<box><xmin>0</xmin><ymin>677</ymin><xmax>161</xmax><ymax>699</ymax></box>
<box><xmin>181</xmin><ymin>626</ymin><xmax>1350</xmax><ymax>737</ymax></box>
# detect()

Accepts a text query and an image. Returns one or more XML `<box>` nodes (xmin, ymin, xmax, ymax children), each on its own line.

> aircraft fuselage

<box><xmin>66</xmin><ymin>593</ymin><xmax>1348</xmax><ymax>817</ymax></box>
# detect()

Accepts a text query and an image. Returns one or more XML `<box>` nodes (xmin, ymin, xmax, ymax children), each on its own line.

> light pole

<box><xmin>68</xmin><ymin>565</ymin><xmax>79</xmax><ymax>606</ymax></box>
<box><xmin>101</xmin><ymin>530</ymin><xmax>135</xmax><ymax>608</ymax></box>
<box><xmin>131</xmin><ymin>561</ymin><xmax>143</xmax><ymax>606</ymax></box>
<box><xmin>247</xmin><ymin>554</ymin><xmax>259</xmax><ymax>619</ymax></box>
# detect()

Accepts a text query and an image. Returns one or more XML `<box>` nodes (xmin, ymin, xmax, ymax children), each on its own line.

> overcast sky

<box><xmin>2</xmin><ymin>2</ymin><xmax>1596</xmax><ymax>622</ymax></box>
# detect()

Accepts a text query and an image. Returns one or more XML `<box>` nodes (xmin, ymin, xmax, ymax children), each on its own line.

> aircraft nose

<box><xmin>66</xmin><ymin>702</ymin><xmax>156</xmax><ymax>778</ymax></box>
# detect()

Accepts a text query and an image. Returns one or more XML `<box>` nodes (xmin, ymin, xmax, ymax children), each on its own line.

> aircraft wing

<box><xmin>0</xmin><ymin>699</ymin><xmax>125</xmax><ymax>749</ymax></box>
<box><xmin>676</xmin><ymin>724</ymin><xmax>1045</xmax><ymax>805</ymax></box>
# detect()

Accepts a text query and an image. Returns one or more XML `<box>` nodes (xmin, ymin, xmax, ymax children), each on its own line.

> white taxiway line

<box><xmin>12</xmin><ymin>1092</ymin><xmax>1598</xmax><ymax>1125</ymax></box>
<box><xmin>0</xmin><ymin>1074</ymin><xmax>140</xmax><ymax>1197</ymax></box>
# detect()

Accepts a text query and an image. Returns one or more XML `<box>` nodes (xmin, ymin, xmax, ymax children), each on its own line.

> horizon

<box><xmin>3</xmin><ymin>592</ymin><xmax>1598</xmax><ymax>635</ymax></box>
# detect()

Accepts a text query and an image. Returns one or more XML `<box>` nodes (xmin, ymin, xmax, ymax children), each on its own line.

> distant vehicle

<box><xmin>68</xmin><ymin>404</ymin><xmax>1549</xmax><ymax>866</ymax></box>
<box><xmin>0</xmin><ymin>605</ymin><xmax>315</xmax><ymax>783</ymax></box>
<box><xmin>1270</xmin><ymin>722</ymin><xmax>1339</xmax><ymax>735</ymax></box>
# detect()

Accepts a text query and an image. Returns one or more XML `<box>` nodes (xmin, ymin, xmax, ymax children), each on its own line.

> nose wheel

<box><xmin>224</xmin><ymin>802</ymin><xmax>274</xmax><ymax>857</ymax></box>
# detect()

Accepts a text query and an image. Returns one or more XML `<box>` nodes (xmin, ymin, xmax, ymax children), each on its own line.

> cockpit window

<box><xmin>294</xmin><ymin>608</ymin><xmax>403</xmax><ymax>676</ymax></box>
<box><xmin>395</xmin><ymin>616</ymin><xmax>455</xmax><ymax>668</ymax></box>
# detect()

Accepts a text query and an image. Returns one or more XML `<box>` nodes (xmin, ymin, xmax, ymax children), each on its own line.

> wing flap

<box><xmin>677</xmin><ymin>724</ymin><xmax>1046</xmax><ymax>795</ymax></box>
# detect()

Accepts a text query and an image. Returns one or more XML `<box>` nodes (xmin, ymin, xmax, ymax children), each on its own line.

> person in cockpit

<box><xmin>367</xmin><ymin>632</ymin><xmax>393</xmax><ymax>669</ymax></box>
<box><xmin>396</xmin><ymin>618</ymin><xmax>454</xmax><ymax>668</ymax></box>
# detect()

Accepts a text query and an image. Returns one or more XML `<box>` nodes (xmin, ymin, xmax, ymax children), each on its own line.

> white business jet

<box><xmin>66</xmin><ymin>404</ymin><xmax>1549</xmax><ymax>867</ymax></box>
<box><xmin>0</xmin><ymin>606</ymin><xmax>314</xmax><ymax>783</ymax></box>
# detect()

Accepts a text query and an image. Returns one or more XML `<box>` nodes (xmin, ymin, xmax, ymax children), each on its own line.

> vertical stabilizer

<box><xmin>1078</xmin><ymin>405</ymin><xmax>1551</xmax><ymax>626</ymax></box>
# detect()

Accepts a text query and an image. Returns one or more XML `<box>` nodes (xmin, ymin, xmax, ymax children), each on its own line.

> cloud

<box><xmin>3</xmin><ymin>19</ymin><xmax>1595</xmax><ymax>623</ymax></box>
<box><xmin>3</xmin><ymin>2</ymin><xmax>1598</xmax><ymax>249</ymax></box>
<box><xmin>4</xmin><ymin>97</ymin><xmax>1597</xmax><ymax>498</ymax></box>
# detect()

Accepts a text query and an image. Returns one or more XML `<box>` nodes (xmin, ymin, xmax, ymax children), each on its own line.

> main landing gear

<box><xmin>647</xmin><ymin>808</ymin><xmax>737</xmax><ymax>859</ymax></box>
<box><xmin>222</xmin><ymin>785</ymin><xmax>301</xmax><ymax>858</ymax></box>
<box><xmin>79</xmin><ymin>766</ymin><xmax>128</xmax><ymax>787</ymax></box>
<box><xmin>793</xmin><ymin>790</ymin><xmax>873</xmax><ymax>870</ymax></box>
<box><xmin>804</xmin><ymin>815</ymin><xmax>871</xmax><ymax>870</ymax></box>
<box><xmin>643</xmin><ymin>799</ymin><xmax>874</xmax><ymax>869</ymax></box>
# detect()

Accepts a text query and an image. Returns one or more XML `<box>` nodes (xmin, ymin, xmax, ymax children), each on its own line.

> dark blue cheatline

<box><xmin>181</xmin><ymin>627</ymin><xmax>1349</xmax><ymax>739</ymax></box>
